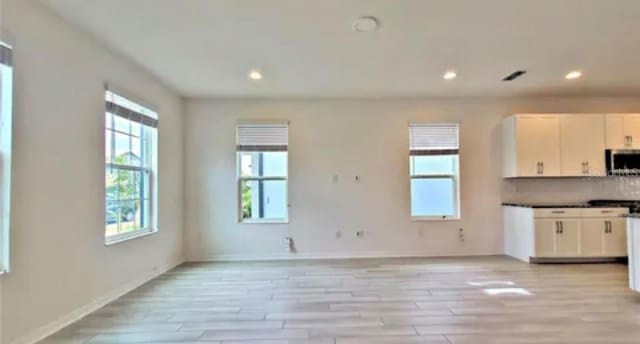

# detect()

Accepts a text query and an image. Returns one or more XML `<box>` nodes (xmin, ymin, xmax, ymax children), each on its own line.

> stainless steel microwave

<box><xmin>606</xmin><ymin>149</ymin><xmax>640</xmax><ymax>175</ymax></box>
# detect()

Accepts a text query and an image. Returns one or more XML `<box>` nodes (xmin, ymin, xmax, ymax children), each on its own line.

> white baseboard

<box><xmin>188</xmin><ymin>250</ymin><xmax>502</xmax><ymax>262</ymax></box>
<box><xmin>10</xmin><ymin>257</ymin><xmax>184</xmax><ymax>344</ymax></box>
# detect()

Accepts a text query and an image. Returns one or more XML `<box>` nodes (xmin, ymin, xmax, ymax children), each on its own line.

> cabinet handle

<box><xmin>551</xmin><ymin>210</ymin><xmax>566</xmax><ymax>214</ymax></box>
<box><xmin>536</xmin><ymin>162</ymin><xmax>542</xmax><ymax>175</ymax></box>
<box><xmin>541</xmin><ymin>161</ymin><xmax>544</xmax><ymax>175</ymax></box>
<box><xmin>626</xmin><ymin>135</ymin><xmax>633</xmax><ymax>147</ymax></box>
<box><xmin>560</xmin><ymin>221</ymin><xmax>564</xmax><ymax>234</ymax></box>
<box><xmin>555</xmin><ymin>221</ymin><xmax>560</xmax><ymax>234</ymax></box>
<box><xmin>606</xmin><ymin>221</ymin><xmax>612</xmax><ymax>233</ymax></box>
<box><xmin>600</xmin><ymin>210</ymin><xmax>613</xmax><ymax>214</ymax></box>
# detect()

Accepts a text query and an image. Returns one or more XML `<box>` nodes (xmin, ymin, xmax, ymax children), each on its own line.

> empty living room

<box><xmin>2</xmin><ymin>0</ymin><xmax>640</xmax><ymax>343</ymax></box>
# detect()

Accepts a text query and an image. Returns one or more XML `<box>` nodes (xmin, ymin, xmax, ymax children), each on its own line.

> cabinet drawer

<box><xmin>534</xmin><ymin>208</ymin><xmax>582</xmax><ymax>218</ymax></box>
<box><xmin>582</xmin><ymin>208</ymin><xmax>629</xmax><ymax>218</ymax></box>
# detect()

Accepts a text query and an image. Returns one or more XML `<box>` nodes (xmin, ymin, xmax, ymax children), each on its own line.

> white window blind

<box><xmin>106</xmin><ymin>90</ymin><xmax>158</xmax><ymax>128</ymax></box>
<box><xmin>409</xmin><ymin>123</ymin><xmax>459</xmax><ymax>155</ymax></box>
<box><xmin>237</xmin><ymin>124</ymin><xmax>288</xmax><ymax>152</ymax></box>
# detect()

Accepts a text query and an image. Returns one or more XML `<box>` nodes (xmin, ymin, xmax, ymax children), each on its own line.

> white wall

<box><xmin>1</xmin><ymin>1</ymin><xmax>184</xmax><ymax>343</ymax></box>
<box><xmin>185</xmin><ymin>97</ymin><xmax>640</xmax><ymax>261</ymax></box>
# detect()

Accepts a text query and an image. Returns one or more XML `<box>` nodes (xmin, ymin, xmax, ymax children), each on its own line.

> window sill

<box><xmin>411</xmin><ymin>216</ymin><xmax>461</xmax><ymax>222</ymax></box>
<box><xmin>239</xmin><ymin>219</ymin><xmax>289</xmax><ymax>224</ymax></box>
<box><xmin>105</xmin><ymin>228</ymin><xmax>157</xmax><ymax>246</ymax></box>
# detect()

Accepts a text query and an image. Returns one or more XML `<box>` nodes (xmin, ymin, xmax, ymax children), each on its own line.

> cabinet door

<box><xmin>604</xmin><ymin>219</ymin><xmax>628</xmax><ymax>256</ymax></box>
<box><xmin>605</xmin><ymin>114</ymin><xmax>625</xmax><ymax>149</ymax></box>
<box><xmin>534</xmin><ymin>219</ymin><xmax>556</xmax><ymax>257</ymax></box>
<box><xmin>624</xmin><ymin>114</ymin><xmax>640</xmax><ymax>149</ymax></box>
<box><xmin>560</xmin><ymin>114</ymin><xmax>605</xmax><ymax>176</ymax></box>
<box><xmin>580</xmin><ymin>219</ymin><xmax>605</xmax><ymax>256</ymax></box>
<box><xmin>555</xmin><ymin>219</ymin><xmax>580</xmax><ymax>257</ymax></box>
<box><xmin>516</xmin><ymin>115</ymin><xmax>561</xmax><ymax>177</ymax></box>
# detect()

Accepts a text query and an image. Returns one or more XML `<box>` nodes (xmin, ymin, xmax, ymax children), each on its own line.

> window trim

<box><xmin>236</xmin><ymin>153</ymin><xmax>289</xmax><ymax>224</ymax></box>
<box><xmin>105</xmin><ymin>227</ymin><xmax>157</xmax><ymax>246</ymax></box>
<box><xmin>409</xmin><ymin>173</ymin><xmax>460</xmax><ymax>221</ymax></box>
<box><xmin>0</xmin><ymin>41</ymin><xmax>12</xmax><ymax>274</ymax></box>
<box><xmin>408</xmin><ymin>121</ymin><xmax>461</xmax><ymax>220</ymax></box>
<box><xmin>104</xmin><ymin>89</ymin><xmax>158</xmax><ymax>244</ymax></box>
<box><xmin>104</xmin><ymin>163</ymin><xmax>155</xmax><ymax>242</ymax></box>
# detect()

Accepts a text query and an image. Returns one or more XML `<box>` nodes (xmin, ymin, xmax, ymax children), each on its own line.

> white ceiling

<box><xmin>40</xmin><ymin>0</ymin><xmax>640</xmax><ymax>98</ymax></box>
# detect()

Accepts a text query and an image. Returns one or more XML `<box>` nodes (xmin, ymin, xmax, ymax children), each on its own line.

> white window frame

<box><xmin>409</xmin><ymin>123</ymin><xmax>461</xmax><ymax>221</ymax></box>
<box><xmin>410</xmin><ymin>157</ymin><xmax>460</xmax><ymax>221</ymax></box>
<box><xmin>0</xmin><ymin>41</ymin><xmax>12</xmax><ymax>273</ymax></box>
<box><xmin>236</xmin><ymin>151</ymin><xmax>289</xmax><ymax>224</ymax></box>
<box><xmin>104</xmin><ymin>89</ymin><xmax>158</xmax><ymax>245</ymax></box>
<box><xmin>236</xmin><ymin>123</ymin><xmax>289</xmax><ymax>224</ymax></box>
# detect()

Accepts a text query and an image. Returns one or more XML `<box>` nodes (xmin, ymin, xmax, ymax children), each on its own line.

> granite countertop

<box><xmin>502</xmin><ymin>203</ymin><xmax>597</xmax><ymax>208</ymax></box>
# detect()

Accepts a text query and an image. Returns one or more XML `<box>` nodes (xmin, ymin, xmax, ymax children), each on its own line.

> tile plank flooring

<box><xmin>41</xmin><ymin>256</ymin><xmax>640</xmax><ymax>343</ymax></box>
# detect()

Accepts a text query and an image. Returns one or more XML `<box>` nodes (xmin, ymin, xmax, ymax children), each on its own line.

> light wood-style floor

<box><xmin>41</xmin><ymin>256</ymin><xmax>640</xmax><ymax>343</ymax></box>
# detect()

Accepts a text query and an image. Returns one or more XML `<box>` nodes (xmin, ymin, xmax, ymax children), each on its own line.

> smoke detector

<box><xmin>353</xmin><ymin>16</ymin><xmax>379</xmax><ymax>32</ymax></box>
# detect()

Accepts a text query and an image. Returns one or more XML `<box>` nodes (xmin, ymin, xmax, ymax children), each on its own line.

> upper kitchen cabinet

<box><xmin>560</xmin><ymin>114</ymin><xmax>606</xmax><ymax>176</ymax></box>
<box><xmin>503</xmin><ymin>114</ymin><xmax>562</xmax><ymax>177</ymax></box>
<box><xmin>605</xmin><ymin>114</ymin><xmax>640</xmax><ymax>149</ymax></box>
<box><xmin>503</xmin><ymin>114</ymin><xmax>606</xmax><ymax>178</ymax></box>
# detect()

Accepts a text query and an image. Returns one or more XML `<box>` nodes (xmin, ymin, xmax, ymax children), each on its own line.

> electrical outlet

<box><xmin>356</xmin><ymin>230</ymin><xmax>364</xmax><ymax>238</ymax></box>
<box><xmin>332</xmin><ymin>174</ymin><xmax>339</xmax><ymax>183</ymax></box>
<box><xmin>418</xmin><ymin>228</ymin><xmax>424</xmax><ymax>238</ymax></box>
<box><xmin>335</xmin><ymin>231</ymin><xmax>342</xmax><ymax>239</ymax></box>
<box><xmin>284</xmin><ymin>237</ymin><xmax>294</xmax><ymax>252</ymax></box>
<box><xmin>354</xmin><ymin>175</ymin><xmax>360</xmax><ymax>182</ymax></box>
<box><xmin>458</xmin><ymin>228</ymin><xmax>465</xmax><ymax>243</ymax></box>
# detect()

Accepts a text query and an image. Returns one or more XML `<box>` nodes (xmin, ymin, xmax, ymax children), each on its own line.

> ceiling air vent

<box><xmin>502</xmin><ymin>70</ymin><xmax>527</xmax><ymax>81</ymax></box>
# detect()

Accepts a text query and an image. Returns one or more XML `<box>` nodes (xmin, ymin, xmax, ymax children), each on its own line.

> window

<box><xmin>104</xmin><ymin>90</ymin><xmax>158</xmax><ymax>243</ymax></box>
<box><xmin>237</xmin><ymin>123</ymin><xmax>288</xmax><ymax>223</ymax></box>
<box><xmin>409</xmin><ymin>123</ymin><xmax>460</xmax><ymax>219</ymax></box>
<box><xmin>0</xmin><ymin>42</ymin><xmax>12</xmax><ymax>273</ymax></box>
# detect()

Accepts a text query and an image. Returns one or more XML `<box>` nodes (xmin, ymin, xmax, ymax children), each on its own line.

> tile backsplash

<box><xmin>502</xmin><ymin>177</ymin><xmax>640</xmax><ymax>204</ymax></box>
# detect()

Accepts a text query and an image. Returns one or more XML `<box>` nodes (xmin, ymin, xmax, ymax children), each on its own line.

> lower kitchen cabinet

<box><xmin>580</xmin><ymin>219</ymin><xmax>606</xmax><ymax>256</ymax></box>
<box><xmin>504</xmin><ymin>206</ymin><xmax>629</xmax><ymax>262</ymax></box>
<box><xmin>605</xmin><ymin>218</ymin><xmax>627</xmax><ymax>256</ymax></box>
<box><xmin>555</xmin><ymin>219</ymin><xmax>580</xmax><ymax>256</ymax></box>
<box><xmin>534</xmin><ymin>219</ymin><xmax>556</xmax><ymax>257</ymax></box>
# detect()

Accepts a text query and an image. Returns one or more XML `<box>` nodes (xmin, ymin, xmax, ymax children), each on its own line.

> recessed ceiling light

<box><xmin>248</xmin><ymin>69</ymin><xmax>263</xmax><ymax>81</ymax></box>
<box><xmin>352</xmin><ymin>16</ymin><xmax>379</xmax><ymax>32</ymax></box>
<box><xmin>443</xmin><ymin>70</ymin><xmax>457</xmax><ymax>80</ymax></box>
<box><xmin>565</xmin><ymin>70</ymin><xmax>582</xmax><ymax>80</ymax></box>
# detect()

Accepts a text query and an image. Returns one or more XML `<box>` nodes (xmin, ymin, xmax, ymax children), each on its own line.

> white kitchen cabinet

<box><xmin>605</xmin><ymin>114</ymin><xmax>640</xmax><ymax>149</ymax></box>
<box><xmin>604</xmin><ymin>218</ymin><xmax>627</xmax><ymax>256</ymax></box>
<box><xmin>533</xmin><ymin>218</ymin><xmax>580</xmax><ymax>257</ymax></box>
<box><xmin>534</xmin><ymin>219</ymin><xmax>556</xmax><ymax>257</ymax></box>
<box><xmin>560</xmin><ymin>114</ymin><xmax>606</xmax><ymax>176</ymax></box>
<box><xmin>503</xmin><ymin>115</ymin><xmax>561</xmax><ymax>177</ymax></box>
<box><xmin>555</xmin><ymin>219</ymin><xmax>580</xmax><ymax>256</ymax></box>
<box><xmin>580</xmin><ymin>219</ymin><xmax>606</xmax><ymax>256</ymax></box>
<box><xmin>504</xmin><ymin>206</ymin><xmax>628</xmax><ymax>262</ymax></box>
